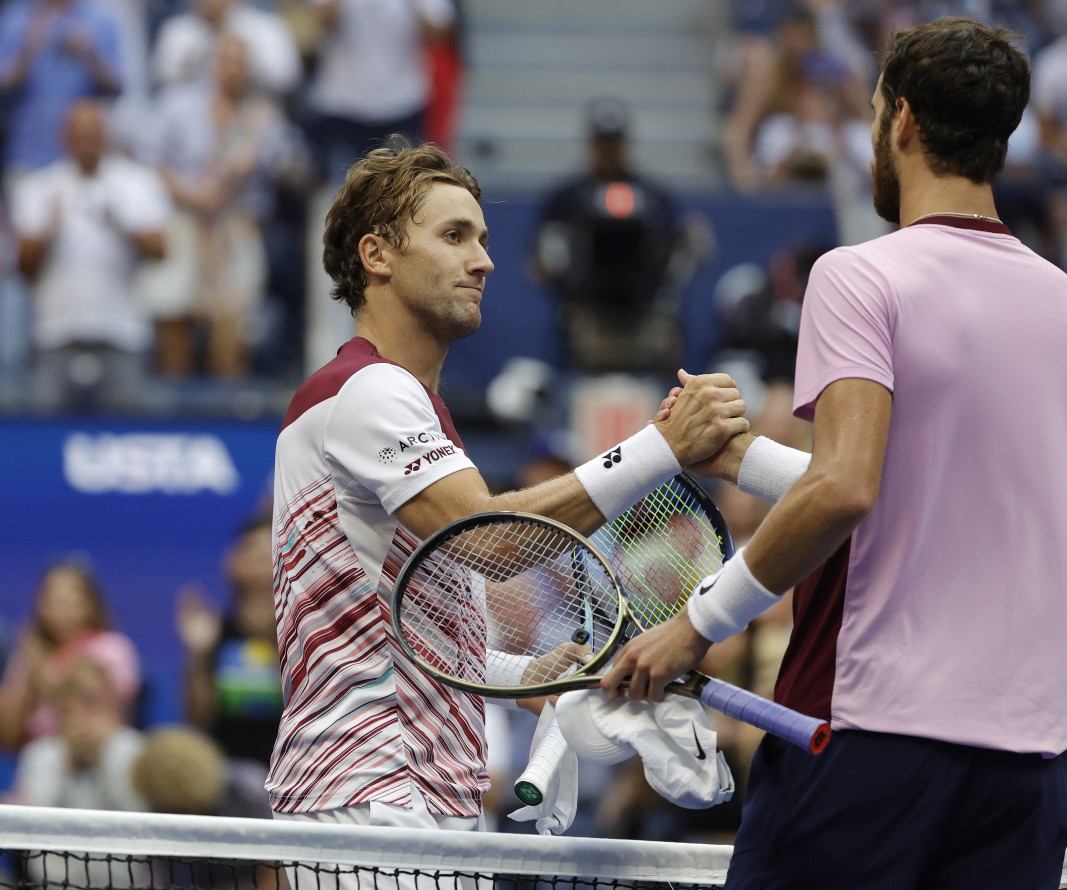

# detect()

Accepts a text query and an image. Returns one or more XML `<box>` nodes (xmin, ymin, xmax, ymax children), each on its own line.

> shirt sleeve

<box><xmin>98</xmin><ymin>728</ymin><xmax>147</xmax><ymax>810</ymax></box>
<box><xmin>0</xmin><ymin>6</ymin><xmax>25</xmax><ymax>74</ymax></box>
<box><xmin>12</xmin><ymin>737</ymin><xmax>66</xmax><ymax>806</ymax></box>
<box><xmin>1031</xmin><ymin>50</ymin><xmax>1067</xmax><ymax>118</ymax></box>
<box><xmin>792</xmin><ymin>244</ymin><xmax>896</xmax><ymax>421</ymax></box>
<box><xmin>324</xmin><ymin>363</ymin><xmax>476</xmax><ymax>514</ymax></box>
<box><xmin>85</xmin><ymin>9</ymin><xmax>124</xmax><ymax>90</ymax></box>
<box><xmin>151</xmin><ymin>18</ymin><xmax>195</xmax><ymax>86</ymax></box>
<box><xmin>10</xmin><ymin>173</ymin><xmax>51</xmax><ymax>237</ymax></box>
<box><xmin>238</xmin><ymin>11</ymin><xmax>301</xmax><ymax>95</ymax></box>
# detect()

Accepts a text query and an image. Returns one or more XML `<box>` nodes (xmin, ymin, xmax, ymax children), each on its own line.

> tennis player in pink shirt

<box><xmin>605</xmin><ymin>17</ymin><xmax>1067</xmax><ymax>889</ymax></box>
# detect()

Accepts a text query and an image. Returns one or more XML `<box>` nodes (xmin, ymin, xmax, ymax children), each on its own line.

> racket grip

<box><xmin>698</xmin><ymin>677</ymin><xmax>831</xmax><ymax>754</ymax></box>
<box><xmin>513</xmin><ymin>718</ymin><xmax>569</xmax><ymax>806</ymax></box>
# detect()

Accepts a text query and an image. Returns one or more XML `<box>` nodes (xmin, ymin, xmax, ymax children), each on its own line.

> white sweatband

<box><xmin>574</xmin><ymin>425</ymin><xmax>682</xmax><ymax>522</ymax></box>
<box><xmin>486</xmin><ymin>651</ymin><xmax>535</xmax><ymax>709</ymax></box>
<box><xmin>488</xmin><ymin>650</ymin><xmax>534</xmax><ymax>688</ymax></box>
<box><xmin>737</xmin><ymin>436</ymin><xmax>811</xmax><ymax>504</ymax></box>
<box><xmin>686</xmin><ymin>547</ymin><xmax>781</xmax><ymax>643</ymax></box>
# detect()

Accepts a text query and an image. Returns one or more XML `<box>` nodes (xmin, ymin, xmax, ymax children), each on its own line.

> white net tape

<box><xmin>2</xmin><ymin>806</ymin><xmax>1064</xmax><ymax>888</ymax></box>
<box><xmin>0</xmin><ymin>805</ymin><xmax>731</xmax><ymax>887</ymax></box>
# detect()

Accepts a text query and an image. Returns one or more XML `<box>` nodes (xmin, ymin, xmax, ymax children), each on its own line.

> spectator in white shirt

<box><xmin>9</xmin><ymin>657</ymin><xmax>145</xmax><ymax>812</ymax></box>
<box><xmin>305</xmin><ymin>0</ymin><xmax>454</xmax><ymax>185</ymax></box>
<box><xmin>152</xmin><ymin>0</ymin><xmax>300</xmax><ymax>98</ymax></box>
<box><xmin>11</xmin><ymin>98</ymin><xmax>171</xmax><ymax>413</ymax></box>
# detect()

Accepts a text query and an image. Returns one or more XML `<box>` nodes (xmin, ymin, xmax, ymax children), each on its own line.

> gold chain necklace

<box><xmin>908</xmin><ymin>211</ymin><xmax>1002</xmax><ymax>225</ymax></box>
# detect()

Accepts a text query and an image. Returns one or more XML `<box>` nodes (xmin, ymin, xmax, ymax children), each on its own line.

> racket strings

<box><xmin>595</xmin><ymin>479</ymin><xmax>729</xmax><ymax>630</ymax></box>
<box><xmin>396</xmin><ymin>517</ymin><xmax>619</xmax><ymax>691</ymax></box>
<box><xmin>396</xmin><ymin>546</ymin><xmax>487</xmax><ymax>683</ymax></box>
<box><xmin>394</xmin><ymin>478</ymin><xmax>730</xmax><ymax>692</ymax></box>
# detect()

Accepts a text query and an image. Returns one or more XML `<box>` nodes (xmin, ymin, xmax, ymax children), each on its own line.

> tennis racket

<box><xmin>513</xmin><ymin>473</ymin><xmax>737</xmax><ymax>805</ymax></box>
<box><xmin>391</xmin><ymin>485</ymin><xmax>830</xmax><ymax>800</ymax></box>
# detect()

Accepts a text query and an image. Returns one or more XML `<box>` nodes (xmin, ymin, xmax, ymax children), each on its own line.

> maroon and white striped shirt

<box><xmin>266</xmin><ymin>337</ymin><xmax>488</xmax><ymax>816</ymax></box>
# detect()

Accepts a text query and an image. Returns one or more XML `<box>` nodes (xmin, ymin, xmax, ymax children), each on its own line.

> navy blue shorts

<box><xmin>725</xmin><ymin>730</ymin><xmax>1067</xmax><ymax>890</ymax></box>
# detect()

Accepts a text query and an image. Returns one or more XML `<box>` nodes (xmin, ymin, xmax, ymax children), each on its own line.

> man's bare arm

<box><xmin>743</xmin><ymin>378</ymin><xmax>891</xmax><ymax>592</ymax></box>
<box><xmin>395</xmin><ymin>372</ymin><xmax>750</xmax><ymax>539</ymax></box>
<box><xmin>601</xmin><ymin>377</ymin><xmax>891</xmax><ymax>701</ymax></box>
<box><xmin>17</xmin><ymin>236</ymin><xmax>50</xmax><ymax>282</ymax></box>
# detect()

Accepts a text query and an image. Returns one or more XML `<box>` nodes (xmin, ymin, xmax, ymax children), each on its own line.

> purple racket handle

<box><xmin>694</xmin><ymin>674</ymin><xmax>831</xmax><ymax>754</ymax></box>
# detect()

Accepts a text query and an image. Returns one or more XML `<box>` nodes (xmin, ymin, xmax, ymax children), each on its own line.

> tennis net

<box><xmin>4</xmin><ymin>806</ymin><xmax>1066</xmax><ymax>889</ymax></box>
<box><xmin>0</xmin><ymin>805</ymin><xmax>732</xmax><ymax>890</ymax></box>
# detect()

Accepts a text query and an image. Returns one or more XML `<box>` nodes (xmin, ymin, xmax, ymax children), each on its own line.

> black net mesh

<box><xmin>0</xmin><ymin>851</ymin><xmax>723</xmax><ymax>890</ymax></box>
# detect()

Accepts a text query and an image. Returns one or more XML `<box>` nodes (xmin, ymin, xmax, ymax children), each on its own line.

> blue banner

<box><xmin>0</xmin><ymin>416</ymin><xmax>279</xmax><ymax>727</ymax></box>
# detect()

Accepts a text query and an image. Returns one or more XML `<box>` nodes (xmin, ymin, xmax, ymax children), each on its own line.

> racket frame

<box><xmin>391</xmin><ymin>478</ymin><xmax>734</xmax><ymax>700</ymax></box>
<box><xmin>391</xmin><ymin>511</ymin><xmax>629</xmax><ymax>699</ymax></box>
<box><xmin>391</xmin><ymin>497</ymin><xmax>829</xmax><ymax>757</ymax></box>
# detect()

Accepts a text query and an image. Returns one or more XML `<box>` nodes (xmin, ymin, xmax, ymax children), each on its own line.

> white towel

<box><xmin>555</xmin><ymin>689</ymin><xmax>734</xmax><ymax>809</ymax></box>
<box><xmin>507</xmin><ymin>703</ymin><xmax>579</xmax><ymax>835</ymax></box>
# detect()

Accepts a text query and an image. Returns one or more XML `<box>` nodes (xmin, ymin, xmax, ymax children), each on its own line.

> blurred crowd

<box><xmin>0</xmin><ymin>0</ymin><xmax>463</xmax><ymax>414</ymax></box>
<box><xmin>0</xmin><ymin>0</ymin><xmax>1065</xmax><ymax>413</ymax></box>
<box><xmin>4</xmin><ymin>0</ymin><xmax>1067</xmax><ymax>854</ymax></box>
<box><xmin>718</xmin><ymin>0</ymin><xmax>1067</xmax><ymax>255</ymax></box>
<box><xmin>0</xmin><ymin>515</ymin><xmax>282</xmax><ymax>821</ymax></box>
<box><xmin>0</xmin><ymin>0</ymin><xmax>1065</xmax><ymax>417</ymax></box>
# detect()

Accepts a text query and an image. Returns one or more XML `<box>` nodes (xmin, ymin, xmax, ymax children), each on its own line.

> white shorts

<box><xmin>273</xmin><ymin>787</ymin><xmax>484</xmax><ymax>890</ymax></box>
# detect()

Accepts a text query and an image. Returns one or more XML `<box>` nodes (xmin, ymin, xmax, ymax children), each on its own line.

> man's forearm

<box><xmin>744</xmin><ymin>463</ymin><xmax>870</xmax><ymax>595</ymax></box>
<box><xmin>182</xmin><ymin>655</ymin><xmax>218</xmax><ymax>727</ymax></box>
<box><xmin>18</xmin><ymin>238</ymin><xmax>51</xmax><ymax>281</ymax></box>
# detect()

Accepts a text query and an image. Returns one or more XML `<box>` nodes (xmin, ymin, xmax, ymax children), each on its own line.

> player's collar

<box><xmin>907</xmin><ymin>214</ymin><xmax>1011</xmax><ymax>235</ymax></box>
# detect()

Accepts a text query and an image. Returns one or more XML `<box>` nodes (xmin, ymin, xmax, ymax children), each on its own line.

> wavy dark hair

<box><xmin>322</xmin><ymin>138</ymin><xmax>482</xmax><ymax>315</ymax></box>
<box><xmin>879</xmin><ymin>17</ymin><xmax>1029</xmax><ymax>184</ymax></box>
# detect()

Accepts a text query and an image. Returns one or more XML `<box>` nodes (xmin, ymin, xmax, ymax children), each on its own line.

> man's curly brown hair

<box><xmin>879</xmin><ymin>17</ymin><xmax>1029</xmax><ymax>184</ymax></box>
<box><xmin>322</xmin><ymin>138</ymin><xmax>482</xmax><ymax>316</ymax></box>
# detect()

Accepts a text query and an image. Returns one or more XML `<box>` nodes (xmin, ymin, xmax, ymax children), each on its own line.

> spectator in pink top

<box><xmin>0</xmin><ymin>559</ymin><xmax>141</xmax><ymax>750</ymax></box>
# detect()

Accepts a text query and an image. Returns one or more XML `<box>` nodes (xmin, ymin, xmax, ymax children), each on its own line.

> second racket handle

<box><xmin>513</xmin><ymin>718</ymin><xmax>569</xmax><ymax>805</ymax></box>
<box><xmin>698</xmin><ymin>677</ymin><xmax>831</xmax><ymax>754</ymax></box>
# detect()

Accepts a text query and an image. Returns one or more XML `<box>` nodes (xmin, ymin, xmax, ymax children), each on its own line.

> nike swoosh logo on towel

<box><xmin>692</xmin><ymin>724</ymin><xmax>706</xmax><ymax>760</ymax></box>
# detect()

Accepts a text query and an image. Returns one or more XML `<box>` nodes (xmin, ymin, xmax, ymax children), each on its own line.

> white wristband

<box><xmin>487</xmin><ymin>651</ymin><xmax>533</xmax><ymax>708</ymax></box>
<box><xmin>488</xmin><ymin>650</ymin><xmax>534</xmax><ymax>689</ymax></box>
<box><xmin>686</xmin><ymin>547</ymin><xmax>781</xmax><ymax>643</ymax></box>
<box><xmin>574</xmin><ymin>425</ymin><xmax>682</xmax><ymax>522</ymax></box>
<box><xmin>737</xmin><ymin>436</ymin><xmax>811</xmax><ymax>504</ymax></box>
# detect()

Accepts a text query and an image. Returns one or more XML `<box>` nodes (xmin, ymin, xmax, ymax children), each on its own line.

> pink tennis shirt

<box><xmin>784</xmin><ymin>216</ymin><xmax>1067</xmax><ymax>756</ymax></box>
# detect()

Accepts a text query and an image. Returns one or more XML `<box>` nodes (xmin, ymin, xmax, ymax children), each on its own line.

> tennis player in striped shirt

<box><xmin>266</xmin><ymin>138</ymin><xmax>749</xmax><ymax>851</ymax></box>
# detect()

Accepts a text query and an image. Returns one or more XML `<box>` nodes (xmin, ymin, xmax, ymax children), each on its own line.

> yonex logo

<box><xmin>601</xmin><ymin>447</ymin><xmax>622</xmax><ymax>469</ymax></box>
<box><xmin>402</xmin><ymin>445</ymin><xmax>457</xmax><ymax>476</ymax></box>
